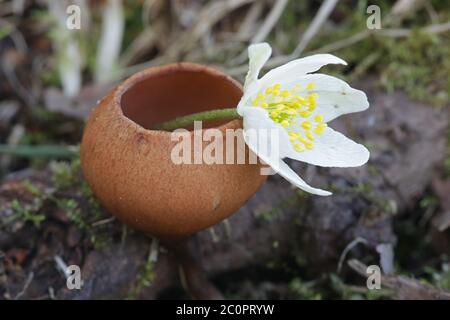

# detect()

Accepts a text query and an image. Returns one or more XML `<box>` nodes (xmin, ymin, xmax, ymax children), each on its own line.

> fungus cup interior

<box><xmin>120</xmin><ymin>64</ymin><xmax>243</xmax><ymax>130</ymax></box>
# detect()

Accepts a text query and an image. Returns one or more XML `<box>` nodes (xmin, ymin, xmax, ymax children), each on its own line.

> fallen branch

<box><xmin>348</xmin><ymin>259</ymin><xmax>450</xmax><ymax>300</ymax></box>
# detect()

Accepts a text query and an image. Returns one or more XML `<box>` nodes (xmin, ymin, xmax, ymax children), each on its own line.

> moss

<box><xmin>289</xmin><ymin>278</ymin><xmax>322</xmax><ymax>300</ymax></box>
<box><xmin>122</xmin><ymin>0</ymin><xmax>146</xmax><ymax>51</ymax></box>
<box><xmin>424</xmin><ymin>259</ymin><xmax>450</xmax><ymax>290</ymax></box>
<box><xmin>329</xmin><ymin>273</ymin><xmax>392</xmax><ymax>300</ymax></box>
<box><xmin>51</xmin><ymin>158</ymin><xmax>81</xmax><ymax>189</ymax></box>
<box><xmin>257</xmin><ymin>190</ymin><xmax>309</xmax><ymax>221</ymax></box>
<box><xmin>54</xmin><ymin>197</ymin><xmax>106</xmax><ymax>249</ymax></box>
<box><xmin>128</xmin><ymin>257</ymin><xmax>155</xmax><ymax>299</ymax></box>
<box><xmin>378</xmin><ymin>31</ymin><xmax>450</xmax><ymax>106</ymax></box>
<box><xmin>49</xmin><ymin>156</ymin><xmax>109</xmax><ymax>249</ymax></box>
<box><xmin>57</xmin><ymin>198</ymin><xmax>85</xmax><ymax>228</ymax></box>
<box><xmin>8</xmin><ymin>199</ymin><xmax>46</xmax><ymax>228</ymax></box>
<box><xmin>0</xmin><ymin>24</ymin><xmax>13</xmax><ymax>41</ymax></box>
<box><xmin>81</xmin><ymin>180</ymin><xmax>103</xmax><ymax>221</ymax></box>
<box><xmin>22</xmin><ymin>179</ymin><xmax>42</xmax><ymax>196</ymax></box>
<box><xmin>331</xmin><ymin>183</ymin><xmax>396</xmax><ymax>214</ymax></box>
<box><xmin>50</xmin><ymin>156</ymin><xmax>103</xmax><ymax>219</ymax></box>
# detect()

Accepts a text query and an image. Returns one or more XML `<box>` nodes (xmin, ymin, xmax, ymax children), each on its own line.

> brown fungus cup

<box><xmin>80</xmin><ymin>63</ymin><xmax>267</xmax><ymax>238</ymax></box>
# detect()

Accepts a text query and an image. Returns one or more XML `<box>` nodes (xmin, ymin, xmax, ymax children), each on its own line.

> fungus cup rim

<box><xmin>113</xmin><ymin>62</ymin><xmax>244</xmax><ymax>136</ymax></box>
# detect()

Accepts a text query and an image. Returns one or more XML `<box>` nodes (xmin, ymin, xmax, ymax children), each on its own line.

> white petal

<box><xmin>241</xmin><ymin>107</ymin><xmax>331</xmax><ymax>196</ymax></box>
<box><xmin>274</xmin><ymin>159</ymin><xmax>332</xmax><ymax>196</ymax></box>
<box><xmin>245</xmin><ymin>137</ymin><xmax>331</xmax><ymax>195</ymax></box>
<box><xmin>240</xmin><ymin>106</ymin><xmax>292</xmax><ymax>159</ymax></box>
<box><xmin>244</xmin><ymin>43</ymin><xmax>272</xmax><ymax>91</ymax></box>
<box><xmin>275</xmin><ymin>73</ymin><xmax>369</xmax><ymax>122</ymax></box>
<box><xmin>237</xmin><ymin>86</ymin><xmax>259</xmax><ymax>116</ymax></box>
<box><xmin>260</xmin><ymin>54</ymin><xmax>346</xmax><ymax>86</ymax></box>
<box><xmin>238</xmin><ymin>43</ymin><xmax>271</xmax><ymax>115</ymax></box>
<box><xmin>287</xmin><ymin>126</ymin><xmax>370</xmax><ymax>168</ymax></box>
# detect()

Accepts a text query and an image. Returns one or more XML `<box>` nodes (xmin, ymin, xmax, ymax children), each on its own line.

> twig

<box><xmin>0</xmin><ymin>19</ymin><xmax>28</xmax><ymax>52</ymax></box>
<box><xmin>209</xmin><ymin>227</ymin><xmax>220</xmax><ymax>243</ymax></box>
<box><xmin>425</xmin><ymin>2</ymin><xmax>439</xmax><ymax>24</ymax></box>
<box><xmin>388</xmin><ymin>0</ymin><xmax>426</xmax><ymax>26</ymax></box>
<box><xmin>0</xmin><ymin>57</ymin><xmax>36</xmax><ymax>107</ymax></box>
<box><xmin>228</xmin><ymin>20</ymin><xmax>450</xmax><ymax>77</ymax></box>
<box><xmin>119</xmin><ymin>0</ymin><xmax>257</xmax><ymax>79</ymax></box>
<box><xmin>54</xmin><ymin>255</ymin><xmax>69</xmax><ymax>279</ymax></box>
<box><xmin>293</xmin><ymin>0</ymin><xmax>338</xmax><ymax>56</ymax></box>
<box><xmin>236</xmin><ymin>0</ymin><xmax>265</xmax><ymax>41</ymax></box>
<box><xmin>162</xmin><ymin>0</ymin><xmax>257</xmax><ymax>62</ymax></box>
<box><xmin>120</xmin><ymin>0</ymin><xmax>167</xmax><ymax>66</ymax></box>
<box><xmin>348</xmin><ymin>259</ymin><xmax>450</xmax><ymax>300</ymax></box>
<box><xmin>223</xmin><ymin>218</ymin><xmax>232</xmax><ymax>239</ymax></box>
<box><xmin>12</xmin><ymin>0</ymin><xmax>26</xmax><ymax>15</ymax></box>
<box><xmin>1</xmin><ymin>124</ymin><xmax>24</xmax><ymax>169</ymax></box>
<box><xmin>227</xmin><ymin>1</ymin><xmax>266</xmax><ymax>66</ymax></box>
<box><xmin>251</xmin><ymin>0</ymin><xmax>289</xmax><ymax>43</ymax></box>
<box><xmin>306</xmin><ymin>30</ymin><xmax>370</xmax><ymax>55</ymax></box>
<box><xmin>142</xmin><ymin>0</ymin><xmax>165</xmax><ymax>26</ymax></box>
<box><xmin>424</xmin><ymin>21</ymin><xmax>450</xmax><ymax>34</ymax></box>
<box><xmin>348</xmin><ymin>51</ymin><xmax>381</xmax><ymax>81</ymax></box>
<box><xmin>229</xmin><ymin>0</ymin><xmax>339</xmax><ymax>72</ymax></box>
<box><xmin>48</xmin><ymin>287</ymin><xmax>56</xmax><ymax>300</ymax></box>
<box><xmin>91</xmin><ymin>216</ymin><xmax>116</xmax><ymax>227</ymax></box>
<box><xmin>337</xmin><ymin>237</ymin><xmax>368</xmax><ymax>273</ymax></box>
<box><xmin>149</xmin><ymin>238</ymin><xmax>159</xmax><ymax>263</ymax></box>
<box><xmin>14</xmin><ymin>272</ymin><xmax>34</xmax><ymax>300</ymax></box>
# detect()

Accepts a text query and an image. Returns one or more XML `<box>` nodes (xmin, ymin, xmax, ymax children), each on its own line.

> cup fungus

<box><xmin>80</xmin><ymin>63</ymin><xmax>267</xmax><ymax>238</ymax></box>
<box><xmin>80</xmin><ymin>63</ymin><xmax>267</xmax><ymax>299</ymax></box>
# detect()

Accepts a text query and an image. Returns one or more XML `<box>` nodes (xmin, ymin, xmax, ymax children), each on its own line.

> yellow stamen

<box><xmin>299</xmin><ymin>111</ymin><xmax>312</xmax><ymax>118</ymax></box>
<box><xmin>301</xmin><ymin>121</ymin><xmax>312</xmax><ymax>130</ymax></box>
<box><xmin>306</xmin><ymin>83</ymin><xmax>316</xmax><ymax>90</ymax></box>
<box><xmin>314</xmin><ymin>114</ymin><xmax>324</xmax><ymax>123</ymax></box>
<box><xmin>281</xmin><ymin>120</ymin><xmax>290</xmax><ymax>128</ymax></box>
<box><xmin>281</xmin><ymin>90</ymin><xmax>291</xmax><ymax>98</ymax></box>
<box><xmin>305</xmin><ymin>130</ymin><xmax>315</xmax><ymax>141</ymax></box>
<box><xmin>314</xmin><ymin>123</ymin><xmax>327</xmax><ymax>135</ymax></box>
<box><xmin>251</xmin><ymin>82</ymin><xmax>324</xmax><ymax>152</ymax></box>
<box><xmin>294</xmin><ymin>143</ymin><xmax>305</xmax><ymax>152</ymax></box>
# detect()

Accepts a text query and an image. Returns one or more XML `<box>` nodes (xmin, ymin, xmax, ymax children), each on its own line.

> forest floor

<box><xmin>1</xmin><ymin>0</ymin><xmax>450</xmax><ymax>299</ymax></box>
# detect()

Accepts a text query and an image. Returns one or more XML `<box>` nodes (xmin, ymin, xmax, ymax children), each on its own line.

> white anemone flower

<box><xmin>237</xmin><ymin>43</ymin><xmax>370</xmax><ymax>196</ymax></box>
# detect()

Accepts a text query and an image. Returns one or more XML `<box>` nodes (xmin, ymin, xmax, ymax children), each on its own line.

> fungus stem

<box><xmin>152</xmin><ymin>108</ymin><xmax>241</xmax><ymax>131</ymax></box>
<box><xmin>161</xmin><ymin>237</ymin><xmax>223</xmax><ymax>299</ymax></box>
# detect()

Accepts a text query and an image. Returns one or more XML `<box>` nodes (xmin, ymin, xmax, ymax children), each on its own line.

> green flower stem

<box><xmin>152</xmin><ymin>108</ymin><xmax>241</xmax><ymax>131</ymax></box>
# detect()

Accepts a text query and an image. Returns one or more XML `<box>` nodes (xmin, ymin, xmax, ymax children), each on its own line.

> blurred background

<box><xmin>0</xmin><ymin>0</ymin><xmax>450</xmax><ymax>300</ymax></box>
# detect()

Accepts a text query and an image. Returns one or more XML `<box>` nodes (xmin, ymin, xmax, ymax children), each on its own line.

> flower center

<box><xmin>251</xmin><ymin>83</ymin><xmax>327</xmax><ymax>152</ymax></box>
